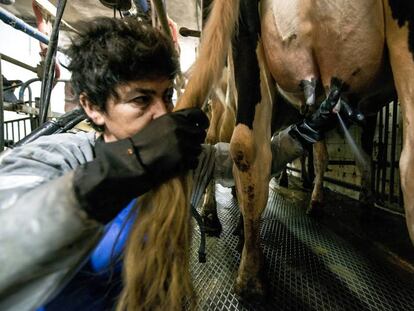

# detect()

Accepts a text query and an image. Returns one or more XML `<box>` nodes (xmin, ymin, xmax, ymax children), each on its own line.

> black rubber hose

<box><xmin>39</xmin><ymin>0</ymin><xmax>67</xmax><ymax>125</ymax></box>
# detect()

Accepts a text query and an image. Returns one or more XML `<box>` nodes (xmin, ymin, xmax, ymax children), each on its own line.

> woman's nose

<box><xmin>152</xmin><ymin>98</ymin><xmax>168</xmax><ymax>119</ymax></box>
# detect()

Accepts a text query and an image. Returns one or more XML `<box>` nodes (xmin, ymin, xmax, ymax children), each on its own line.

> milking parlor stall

<box><xmin>0</xmin><ymin>0</ymin><xmax>413</xmax><ymax>310</ymax></box>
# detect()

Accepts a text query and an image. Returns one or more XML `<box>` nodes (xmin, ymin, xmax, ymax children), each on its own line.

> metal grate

<box><xmin>189</xmin><ymin>185</ymin><xmax>414</xmax><ymax>310</ymax></box>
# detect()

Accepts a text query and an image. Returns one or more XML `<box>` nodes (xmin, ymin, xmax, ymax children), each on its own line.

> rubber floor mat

<box><xmin>189</xmin><ymin>185</ymin><xmax>414</xmax><ymax>310</ymax></box>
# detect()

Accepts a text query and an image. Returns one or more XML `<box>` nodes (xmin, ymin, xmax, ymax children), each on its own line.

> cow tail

<box><xmin>117</xmin><ymin>176</ymin><xmax>194</xmax><ymax>311</ymax></box>
<box><xmin>176</xmin><ymin>0</ymin><xmax>240</xmax><ymax>110</ymax></box>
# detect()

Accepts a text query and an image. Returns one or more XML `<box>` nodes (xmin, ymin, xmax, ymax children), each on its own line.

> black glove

<box><xmin>289</xmin><ymin>87</ymin><xmax>365</xmax><ymax>148</ymax></box>
<box><xmin>73</xmin><ymin>108</ymin><xmax>209</xmax><ymax>223</ymax></box>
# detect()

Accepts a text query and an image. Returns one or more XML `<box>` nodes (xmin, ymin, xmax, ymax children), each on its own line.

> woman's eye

<box><xmin>131</xmin><ymin>96</ymin><xmax>150</xmax><ymax>106</ymax></box>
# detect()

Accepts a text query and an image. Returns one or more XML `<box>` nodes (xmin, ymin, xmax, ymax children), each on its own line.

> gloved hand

<box><xmin>74</xmin><ymin>108</ymin><xmax>209</xmax><ymax>223</ymax></box>
<box><xmin>288</xmin><ymin>87</ymin><xmax>365</xmax><ymax>147</ymax></box>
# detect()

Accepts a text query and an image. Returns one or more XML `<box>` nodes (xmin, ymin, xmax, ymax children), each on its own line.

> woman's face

<box><xmin>83</xmin><ymin>77</ymin><xmax>174</xmax><ymax>142</ymax></box>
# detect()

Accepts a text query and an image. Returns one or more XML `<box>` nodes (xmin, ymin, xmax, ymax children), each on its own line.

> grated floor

<box><xmin>189</xmin><ymin>185</ymin><xmax>414</xmax><ymax>310</ymax></box>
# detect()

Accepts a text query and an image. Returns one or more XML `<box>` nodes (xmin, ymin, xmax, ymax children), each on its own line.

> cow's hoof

<box><xmin>202</xmin><ymin>213</ymin><xmax>222</xmax><ymax>237</ymax></box>
<box><xmin>234</xmin><ymin>275</ymin><xmax>268</xmax><ymax>302</ymax></box>
<box><xmin>306</xmin><ymin>200</ymin><xmax>324</xmax><ymax>217</ymax></box>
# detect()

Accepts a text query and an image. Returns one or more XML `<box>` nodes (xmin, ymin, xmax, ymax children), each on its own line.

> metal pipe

<box><xmin>382</xmin><ymin>104</ymin><xmax>390</xmax><ymax>196</ymax></box>
<box><xmin>0</xmin><ymin>54</ymin><xmax>4</xmax><ymax>151</ymax></box>
<box><xmin>0</xmin><ymin>7</ymin><xmax>51</xmax><ymax>47</ymax></box>
<box><xmin>179</xmin><ymin>27</ymin><xmax>201</xmax><ymax>38</ymax></box>
<box><xmin>376</xmin><ymin>109</ymin><xmax>384</xmax><ymax>197</ymax></box>
<box><xmin>19</xmin><ymin>78</ymin><xmax>41</xmax><ymax>103</ymax></box>
<box><xmin>389</xmin><ymin>101</ymin><xmax>398</xmax><ymax>202</ymax></box>
<box><xmin>39</xmin><ymin>0</ymin><xmax>67</xmax><ymax>124</ymax></box>
<box><xmin>398</xmin><ymin>105</ymin><xmax>404</xmax><ymax>209</ymax></box>
<box><xmin>152</xmin><ymin>0</ymin><xmax>172</xmax><ymax>39</ymax></box>
<box><xmin>0</xmin><ymin>53</ymin><xmax>38</xmax><ymax>73</ymax></box>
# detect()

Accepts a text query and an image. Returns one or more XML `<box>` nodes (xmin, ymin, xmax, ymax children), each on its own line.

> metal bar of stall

<box><xmin>0</xmin><ymin>54</ymin><xmax>4</xmax><ymax>151</ymax></box>
<box><xmin>389</xmin><ymin>101</ymin><xmax>398</xmax><ymax>202</ymax></box>
<box><xmin>17</xmin><ymin>120</ymin><xmax>20</xmax><ymax>141</ymax></box>
<box><xmin>398</xmin><ymin>105</ymin><xmax>404</xmax><ymax>208</ymax></box>
<box><xmin>382</xmin><ymin>104</ymin><xmax>390</xmax><ymax>196</ymax></box>
<box><xmin>23</xmin><ymin>119</ymin><xmax>27</xmax><ymax>138</ymax></box>
<box><xmin>152</xmin><ymin>0</ymin><xmax>172</xmax><ymax>39</ymax></box>
<box><xmin>11</xmin><ymin>120</ymin><xmax>15</xmax><ymax>144</ymax></box>
<box><xmin>376</xmin><ymin>109</ymin><xmax>384</xmax><ymax>197</ymax></box>
<box><xmin>5</xmin><ymin>123</ymin><xmax>8</xmax><ymax>145</ymax></box>
<box><xmin>0</xmin><ymin>53</ymin><xmax>38</xmax><ymax>74</ymax></box>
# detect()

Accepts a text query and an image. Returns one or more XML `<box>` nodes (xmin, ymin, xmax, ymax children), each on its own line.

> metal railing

<box><xmin>287</xmin><ymin>100</ymin><xmax>404</xmax><ymax>213</ymax></box>
<box><xmin>372</xmin><ymin>101</ymin><xmax>403</xmax><ymax>210</ymax></box>
<box><xmin>3</xmin><ymin>116</ymin><xmax>38</xmax><ymax>147</ymax></box>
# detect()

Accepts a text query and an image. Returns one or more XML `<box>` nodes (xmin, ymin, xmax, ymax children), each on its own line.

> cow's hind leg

<box><xmin>231</xmin><ymin>70</ymin><xmax>273</xmax><ymax>299</ymax></box>
<box><xmin>230</xmin><ymin>0</ymin><xmax>273</xmax><ymax>299</ymax></box>
<box><xmin>308</xmin><ymin>140</ymin><xmax>328</xmax><ymax>215</ymax></box>
<box><xmin>384</xmin><ymin>1</ymin><xmax>414</xmax><ymax>242</ymax></box>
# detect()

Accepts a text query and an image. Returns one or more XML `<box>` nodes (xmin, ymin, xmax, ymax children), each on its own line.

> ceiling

<box><xmin>0</xmin><ymin>0</ymin><xmax>201</xmax><ymax>73</ymax></box>
<box><xmin>0</xmin><ymin>0</ymin><xmax>201</xmax><ymax>34</ymax></box>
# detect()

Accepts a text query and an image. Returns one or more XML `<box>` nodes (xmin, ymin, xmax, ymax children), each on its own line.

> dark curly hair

<box><xmin>66</xmin><ymin>17</ymin><xmax>179</xmax><ymax>113</ymax></box>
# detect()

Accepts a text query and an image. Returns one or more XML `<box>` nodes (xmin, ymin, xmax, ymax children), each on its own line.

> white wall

<box><xmin>0</xmin><ymin>22</ymin><xmax>69</xmax><ymax>121</ymax></box>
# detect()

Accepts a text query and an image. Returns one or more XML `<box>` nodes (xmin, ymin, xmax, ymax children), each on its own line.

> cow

<box><xmin>179</xmin><ymin>0</ymin><xmax>414</xmax><ymax>301</ymax></box>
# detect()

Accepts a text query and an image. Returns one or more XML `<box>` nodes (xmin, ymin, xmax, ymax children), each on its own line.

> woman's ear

<box><xmin>79</xmin><ymin>93</ymin><xmax>105</xmax><ymax>126</ymax></box>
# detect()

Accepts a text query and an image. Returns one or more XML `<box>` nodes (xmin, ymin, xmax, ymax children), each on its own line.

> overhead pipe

<box><xmin>0</xmin><ymin>7</ymin><xmax>51</xmax><ymax>47</ymax></box>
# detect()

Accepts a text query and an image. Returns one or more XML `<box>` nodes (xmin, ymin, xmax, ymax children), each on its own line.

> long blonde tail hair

<box><xmin>117</xmin><ymin>1</ymin><xmax>240</xmax><ymax>310</ymax></box>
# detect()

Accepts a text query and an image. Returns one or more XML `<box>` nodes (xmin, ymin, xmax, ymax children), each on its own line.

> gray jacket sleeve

<box><xmin>269</xmin><ymin>125</ymin><xmax>305</xmax><ymax>176</ymax></box>
<box><xmin>212</xmin><ymin>125</ymin><xmax>305</xmax><ymax>187</ymax></box>
<box><xmin>0</xmin><ymin>132</ymin><xmax>104</xmax><ymax>311</ymax></box>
